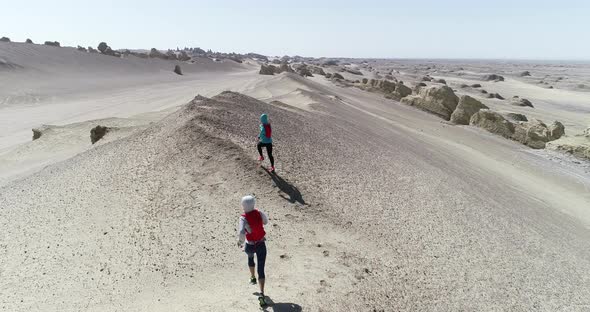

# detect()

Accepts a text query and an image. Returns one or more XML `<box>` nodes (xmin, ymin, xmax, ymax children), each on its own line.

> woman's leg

<box><xmin>256</xmin><ymin>242</ymin><xmax>267</xmax><ymax>294</ymax></box>
<box><xmin>266</xmin><ymin>144</ymin><xmax>274</xmax><ymax>167</ymax></box>
<box><xmin>256</xmin><ymin>142</ymin><xmax>264</xmax><ymax>157</ymax></box>
<box><xmin>246</xmin><ymin>244</ymin><xmax>256</xmax><ymax>275</ymax></box>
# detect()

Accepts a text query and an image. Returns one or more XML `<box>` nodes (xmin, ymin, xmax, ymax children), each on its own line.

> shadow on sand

<box><xmin>253</xmin><ymin>293</ymin><xmax>302</xmax><ymax>312</ymax></box>
<box><xmin>264</xmin><ymin>169</ymin><xmax>305</xmax><ymax>205</ymax></box>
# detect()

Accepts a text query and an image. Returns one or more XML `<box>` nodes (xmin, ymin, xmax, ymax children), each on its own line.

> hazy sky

<box><xmin>2</xmin><ymin>0</ymin><xmax>589</xmax><ymax>59</ymax></box>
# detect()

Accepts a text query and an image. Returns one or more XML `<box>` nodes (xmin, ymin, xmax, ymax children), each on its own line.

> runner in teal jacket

<box><xmin>257</xmin><ymin>114</ymin><xmax>275</xmax><ymax>172</ymax></box>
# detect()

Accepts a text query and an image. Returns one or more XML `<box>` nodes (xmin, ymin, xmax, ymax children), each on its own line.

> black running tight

<box><xmin>257</xmin><ymin>143</ymin><xmax>274</xmax><ymax>167</ymax></box>
<box><xmin>246</xmin><ymin>241</ymin><xmax>267</xmax><ymax>279</ymax></box>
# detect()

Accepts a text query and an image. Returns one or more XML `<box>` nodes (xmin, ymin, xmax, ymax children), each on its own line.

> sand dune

<box><xmin>1</xmin><ymin>43</ymin><xmax>590</xmax><ymax>311</ymax></box>
<box><xmin>0</xmin><ymin>42</ymin><xmax>260</xmax><ymax>150</ymax></box>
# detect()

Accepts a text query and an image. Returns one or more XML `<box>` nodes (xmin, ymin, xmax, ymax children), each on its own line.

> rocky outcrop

<box><xmin>547</xmin><ymin>127</ymin><xmax>589</xmax><ymax>160</ymax></box>
<box><xmin>135</xmin><ymin>52</ymin><xmax>149</xmax><ymax>58</ymax></box>
<box><xmin>510</xmin><ymin>96</ymin><xmax>534</xmax><ymax>108</ymax></box>
<box><xmin>296</xmin><ymin>66</ymin><xmax>313</xmax><ymax>77</ymax></box>
<box><xmin>369</xmin><ymin>79</ymin><xmax>397</xmax><ymax>93</ymax></box>
<box><xmin>103</xmin><ymin>47</ymin><xmax>119</xmax><ymax>57</ymax></box>
<box><xmin>259</xmin><ymin>64</ymin><xmax>277</xmax><ymax>75</ymax></box>
<box><xmin>90</xmin><ymin>126</ymin><xmax>110</xmax><ymax>144</ymax></box>
<box><xmin>401</xmin><ymin>85</ymin><xmax>459</xmax><ymax>120</ymax></box>
<box><xmin>325</xmin><ymin>73</ymin><xmax>332</xmax><ymax>79</ymax></box>
<box><xmin>97</xmin><ymin>42</ymin><xmax>109</xmax><ymax>53</ymax></box>
<box><xmin>548</xmin><ymin>121</ymin><xmax>565</xmax><ymax>141</ymax></box>
<box><xmin>25</xmin><ymin>39</ymin><xmax>33</xmax><ymax>44</ymax></box>
<box><xmin>421</xmin><ymin>76</ymin><xmax>432</xmax><ymax>82</ymax></box>
<box><xmin>519</xmin><ymin>71</ymin><xmax>531</xmax><ymax>77</ymax></box>
<box><xmin>178</xmin><ymin>51</ymin><xmax>191</xmax><ymax>61</ymax></box>
<box><xmin>32</xmin><ymin>128</ymin><xmax>43</xmax><ymax>140</ymax></box>
<box><xmin>246</xmin><ymin>53</ymin><xmax>268</xmax><ymax>61</ymax></box>
<box><xmin>483</xmin><ymin>74</ymin><xmax>504</xmax><ymax>82</ymax></box>
<box><xmin>309</xmin><ymin>66</ymin><xmax>325</xmax><ymax>76</ymax></box>
<box><xmin>0</xmin><ymin>37</ymin><xmax>10</xmax><ymax>42</ymax></box>
<box><xmin>343</xmin><ymin>68</ymin><xmax>363</xmax><ymax>75</ymax></box>
<box><xmin>77</xmin><ymin>46</ymin><xmax>87</xmax><ymax>52</ymax></box>
<box><xmin>470</xmin><ymin>110</ymin><xmax>565</xmax><ymax>149</ymax></box>
<box><xmin>44</xmin><ymin>41</ymin><xmax>60</xmax><ymax>47</ymax></box>
<box><xmin>174</xmin><ymin>65</ymin><xmax>183</xmax><ymax>75</ymax></box>
<box><xmin>95</xmin><ymin>42</ymin><xmax>119</xmax><ymax>57</ymax></box>
<box><xmin>279</xmin><ymin>63</ymin><xmax>294</xmax><ymax>73</ymax></box>
<box><xmin>388</xmin><ymin>83</ymin><xmax>412</xmax><ymax>100</ymax></box>
<box><xmin>505</xmin><ymin>113</ymin><xmax>528</xmax><ymax>122</ymax></box>
<box><xmin>435</xmin><ymin>79</ymin><xmax>447</xmax><ymax>84</ymax></box>
<box><xmin>332</xmin><ymin>73</ymin><xmax>344</xmax><ymax>80</ymax></box>
<box><xmin>512</xmin><ymin>119</ymin><xmax>550</xmax><ymax>149</ymax></box>
<box><xmin>487</xmin><ymin>93</ymin><xmax>504</xmax><ymax>100</ymax></box>
<box><xmin>88</xmin><ymin>47</ymin><xmax>98</xmax><ymax>53</ymax></box>
<box><xmin>229</xmin><ymin>56</ymin><xmax>244</xmax><ymax>64</ymax></box>
<box><xmin>166</xmin><ymin>51</ymin><xmax>178</xmax><ymax>60</ymax></box>
<box><xmin>149</xmin><ymin>48</ymin><xmax>166</xmax><ymax>59</ymax></box>
<box><xmin>450</xmin><ymin>95</ymin><xmax>489</xmax><ymax>125</ymax></box>
<box><xmin>298</xmin><ymin>68</ymin><xmax>313</xmax><ymax>77</ymax></box>
<box><xmin>511</xmin><ymin>119</ymin><xmax>564</xmax><ymax>149</ymax></box>
<box><xmin>471</xmin><ymin>83</ymin><xmax>481</xmax><ymax>88</ymax></box>
<box><xmin>469</xmin><ymin>110</ymin><xmax>514</xmax><ymax>139</ymax></box>
<box><xmin>546</xmin><ymin>137</ymin><xmax>590</xmax><ymax>161</ymax></box>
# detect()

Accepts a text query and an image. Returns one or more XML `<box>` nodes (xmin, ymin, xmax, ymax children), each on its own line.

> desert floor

<box><xmin>1</xmin><ymin>42</ymin><xmax>590</xmax><ymax>311</ymax></box>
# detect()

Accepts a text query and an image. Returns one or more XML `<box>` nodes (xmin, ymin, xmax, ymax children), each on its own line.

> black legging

<box><xmin>257</xmin><ymin>142</ymin><xmax>274</xmax><ymax>167</ymax></box>
<box><xmin>246</xmin><ymin>241</ymin><xmax>267</xmax><ymax>279</ymax></box>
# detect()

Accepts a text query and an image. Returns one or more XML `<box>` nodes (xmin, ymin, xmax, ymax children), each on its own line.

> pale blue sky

<box><xmin>2</xmin><ymin>0</ymin><xmax>589</xmax><ymax>59</ymax></box>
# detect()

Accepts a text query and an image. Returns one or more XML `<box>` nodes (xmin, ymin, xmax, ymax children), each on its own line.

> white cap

<box><xmin>241</xmin><ymin>195</ymin><xmax>255</xmax><ymax>213</ymax></box>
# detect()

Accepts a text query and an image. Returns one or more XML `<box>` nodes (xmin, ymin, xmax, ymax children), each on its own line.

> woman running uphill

<box><xmin>237</xmin><ymin>195</ymin><xmax>269</xmax><ymax>307</ymax></box>
<box><xmin>257</xmin><ymin>113</ymin><xmax>275</xmax><ymax>172</ymax></box>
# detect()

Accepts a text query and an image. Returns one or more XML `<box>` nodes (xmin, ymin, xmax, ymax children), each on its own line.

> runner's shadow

<box><xmin>264</xmin><ymin>169</ymin><xmax>305</xmax><ymax>205</ymax></box>
<box><xmin>253</xmin><ymin>293</ymin><xmax>302</xmax><ymax>312</ymax></box>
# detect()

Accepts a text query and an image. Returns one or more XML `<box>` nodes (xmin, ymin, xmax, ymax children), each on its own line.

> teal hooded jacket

<box><xmin>258</xmin><ymin>114</ymin><xmax>272</xmax><ymax>144</ymax></box>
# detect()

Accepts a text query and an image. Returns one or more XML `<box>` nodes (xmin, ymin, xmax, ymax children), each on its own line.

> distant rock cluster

<box><xmin>259</xmin><ymin>63</ymin><xmax>327</xmax><ymax>78</ymax></box>
<box><xmin>483</xmin><ymin>74</ymin><xmax>505</xmax><ymax>82</ymax></box>
<box><xmin>358</xmin><ymin>78</ymin><xmax>411</xmax><ymax>101</ymax></box>
<box><xmin>2</xmin><ymin>37</ymin><xmax>262</xmax><ymax>64</ymax></box>
<box><xmin>398</xmin><ymin>85</ymin><xmax>563</xmax><ymax>149</ymax></box>
<box><xmin>44</xmin><ymin>41</ymin><xmax>60</xmax><ymax>47</ymax></box>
